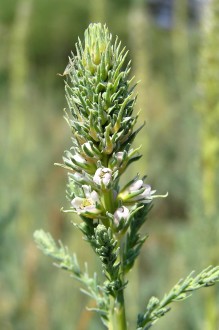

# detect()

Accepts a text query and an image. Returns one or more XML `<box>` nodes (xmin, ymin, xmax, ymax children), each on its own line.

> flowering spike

<box><xmin>34</xmin><ymin>23</ymin><xmax>171</xmax><ymax>330</ymax></box>
<box><xmin>32</xmin><ymin>21</ymin><xmax>219</xmax><ymax>330</ymax></box>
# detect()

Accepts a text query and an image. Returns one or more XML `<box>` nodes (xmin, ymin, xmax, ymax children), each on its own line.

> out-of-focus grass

<box><xmin>1</xmin><ymin>0</ymin><xmax>219</xmax><ymax>329</ymax></box>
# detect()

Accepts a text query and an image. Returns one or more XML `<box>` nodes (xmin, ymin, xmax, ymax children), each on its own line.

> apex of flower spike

<box><xmin>82</xmin><ymin>23</ymin><xmax>112</xmax><ymax>73</ymax></box>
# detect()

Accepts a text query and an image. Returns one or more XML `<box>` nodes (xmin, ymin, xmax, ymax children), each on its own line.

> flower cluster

<box><xmin>61</xmin><ymin>23</ymin><xmax>166</xmax><ymax>231</ymax></box>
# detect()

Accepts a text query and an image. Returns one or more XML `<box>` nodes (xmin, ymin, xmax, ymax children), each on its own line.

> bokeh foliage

<box><xmin>1</xmin><ymin>0</ymin><xmax>219</xmax><ymax>329</ymax></box>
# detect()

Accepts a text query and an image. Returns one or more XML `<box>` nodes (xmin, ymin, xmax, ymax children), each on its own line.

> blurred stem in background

<box><xmin>8</xmin><ymin>0</ymin><xmax>33</xmax><ymax>150</ymax></box>
<box><xmin>7</xmin><ymin>1</ymin><xmax>48</xmax><ymax>329</ymax></box>
<box><xmin>171</xmin><ymin>4</ymin><xmax>189</xmax><ymax>203</ymax></box>
<box><xmin>8</xmin><ymin>0</ymin><xmax>34</xmax><ymax>235</ymax></box>
<box><xmin>171</xmin><ymin>2</ymin><xmax>203</xmax><ymax>328</ymax></box>
<box><xmin>171</xmin><ymin>1</ymin><xmax>189</xmax><ymax>165</ymax></box>
<box><xmin>127</xmin><ymin>0</ymin><xmax>149</xmax><ymax>326</ymax></box>
<box><xmin>128</xmin><ymin>0</ymin><xmax>149</xmax><ymax>169</ymax></box>
<box><xmin>198</xmin><ymin>0</ymin><xmax>219</xmax><ymax>218</ymax></box>
<box><xmin>197</xmin><ymin>0</ymin><xmax>219</xmax><ymax>328</ymax></box>
<box><xmin>178</xmin><ymin>1</ymin><xmax>203</xmax><ymax>224</ymax></box>
<box><xmin>172</xmin><ymin>0</ymin><xmax>202</xmax><ymax>220</ymax></box>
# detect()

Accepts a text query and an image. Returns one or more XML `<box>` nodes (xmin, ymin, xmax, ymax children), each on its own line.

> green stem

<box><xmin>108</xmin><ymin>236</ymin><xmax>127</xmax><ymax>330</ymax></box>
<box><xmin>102</xmin><ymin>188</ymin><xmax>115</xmax><ymax>214</ymax></box>
<box><xmin>109</xmin><ymin>290</ymin><xmax>127</xmax><ymax>330</ymax></box>
<box><xmin>101</xmin><ymin>153</ymin><xmax>115</xmax><ymax>215</ymax></box>
<box><xmin>101</xmin><ymin>153</ymin><xmax>127</xmax><ymax>329</ymax></box>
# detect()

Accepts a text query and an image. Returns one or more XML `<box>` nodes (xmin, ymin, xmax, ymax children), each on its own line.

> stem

<box><xmin>101</xmin><ymin>153</ymin><xmax>117</xmax><ymax>215</ymax></box>
<box><xmin>108</xmin><ymin>237</ymin><xmax>127</xmax><ymax>330</ymax></box>
<box><xmin>102</xmin><ymin>188</ymin><xmax>115</xmax><ymax>214</ymax></box>
<box><xmin>109</xmin><ymin>290</ymin><xmax>127</xmax><ymax>330</ymax></box>
<box><xmin>101</xmin><ymin>153</ymin><xmax>127</xmax><ymax>329</ymax></box>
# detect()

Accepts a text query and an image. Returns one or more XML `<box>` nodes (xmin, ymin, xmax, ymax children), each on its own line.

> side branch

<box><xmin>137</xmin><ymin>266</ymin><xmax>219</xmax><ymax>330</ymax></box>
<box><xmin>33</xmin><ymin>230</ymin><xmax>109</xmax><ymax>325</ymax></box>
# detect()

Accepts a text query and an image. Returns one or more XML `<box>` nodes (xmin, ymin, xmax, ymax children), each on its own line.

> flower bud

<box><xmin>82</xmin><ymin>23</ymin><xmax>113</xmax><ymax>73</ymax></box>
<box><xmin>114</xmin><ymin>206</ymin><xmax>130</xmax><ymax>225</ymax></box>
<box><xmin>70</xmin><ymin>152</ymin><xmax>96</xmax><ymax>173</ymax></box>
<box><xmin>115</xmin><ymin>152</ymin><xmax>124</xmax><ymax>162</ymax></box>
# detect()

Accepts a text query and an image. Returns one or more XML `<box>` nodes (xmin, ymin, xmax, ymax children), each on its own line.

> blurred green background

<box><xmin>1</xmin><ymin>0</ymin><xmax>219</xmax><ymax>329</ymax></box>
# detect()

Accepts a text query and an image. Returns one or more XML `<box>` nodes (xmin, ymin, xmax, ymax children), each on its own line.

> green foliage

<box><xmin>137</xmin><ymin>266</ymin><xmax>219</xmax><ymax>329</ymax></box>
<box><xmin>92</xmin><ymin>224</ymin><xmax>122</xmax><ymax>296</ymax></box>
<box><xmin>123</xmin><ymin>204</ymin><xmax>151</xmax><ymax>273</ymax></box>
<box><xmin>34</xmin><ymin>230</ymin><xmax>110</xmax><ymax>326</ymax></box>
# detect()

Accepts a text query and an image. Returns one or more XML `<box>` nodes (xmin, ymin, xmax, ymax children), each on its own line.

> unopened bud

<box><xmin>114</xmin><ymin>206</ymin><xmax>130</xmax><ymax>225</ymax></box>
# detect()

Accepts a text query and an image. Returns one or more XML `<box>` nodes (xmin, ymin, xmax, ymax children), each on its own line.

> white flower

<box><xmin>119</xmin><ymin>179</ymin><xmax>158</xmax><ymax>204</ymax></box>
<box><xmin>129</xmin><ymin>180</ymin><xmax>156</xmax><ymax>201</ymax></box>
<box><xmin>71</xmin><ymin>185</ymin><xmax>101</xmax><ymax>217</ymax></box>
<box><xmin>129</xmin><ymin>180</ymin><xmax>145</xmax><ymax>192</ymax></box>
<box><xmin>114</xmin><ymin>206</ymin><xmax>130</xmax><ymax>225</ymax></box>
<box><xmin>93</xmin><ymin>167</ymin><xmax>112</xmax><ymax>187</ymax></box>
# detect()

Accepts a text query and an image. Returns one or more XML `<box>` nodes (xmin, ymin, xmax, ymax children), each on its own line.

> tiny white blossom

<box><xmin>115</xmin><ymin>152</ymin><xmax>124</xmax><ymax>162</ymax></box>
<box><xmin>128</xmin><ymin>181</ymin><xmax>156</xmax><ymax>203</ymax></box>
<box><xmin>71</xmin><ymin>185</ymin><xmax>101</xmax><ymax>217</ymax></box>
<box><xmin>93</xmin><ymin>167</ymin><xmax>112</xmax><ymax>187</ymax></box>
<box><xmin>129</xmin><ymin>180</ymin><xmax>145</xmax><ymax>192</ymax></box>
<box><xmin>119</xmin><ymin>179</ymin><xmax>158</xmax><ymax>204</ymax></box>
<box><xmin>137</xmin><ymin>184</ymin><xmax>156</xmax><ymax>202</ymax></box>
<box><xmin>114</xmin><ymin>206</ymin><xmax>130</xmax><ymax>225</ymax></box>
